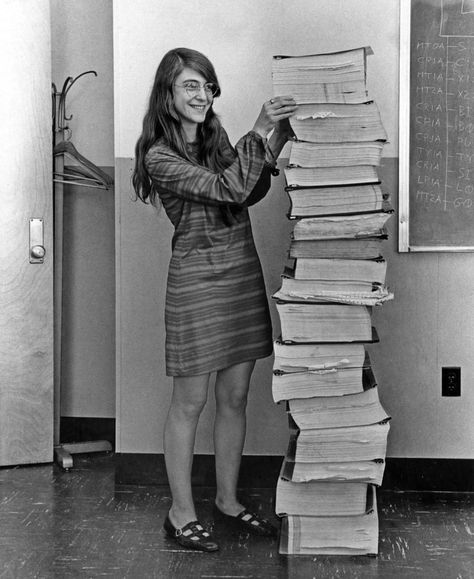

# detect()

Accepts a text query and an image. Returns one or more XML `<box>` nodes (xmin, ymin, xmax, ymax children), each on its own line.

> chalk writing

<box><xmin>406</xmin><ymin>0</ymin><xmax>474</xmax><ymax>247</ymax></box>
<box><xmin>411</xmin><ymin>18</ymin><xmax>474</xmax><ymax>218</ymax></box>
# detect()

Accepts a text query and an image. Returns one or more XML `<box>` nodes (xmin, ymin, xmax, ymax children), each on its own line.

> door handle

<box><xmin>30</xmin><ymin>218</ymin><xmax>45</xmax><ymax>264</ymax></box>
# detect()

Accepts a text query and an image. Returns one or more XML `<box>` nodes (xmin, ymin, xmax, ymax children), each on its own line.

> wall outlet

<box><xmin>442</xmin><ymin>367</ymin><xmax>461</xmax><ymax>397</ymax></box>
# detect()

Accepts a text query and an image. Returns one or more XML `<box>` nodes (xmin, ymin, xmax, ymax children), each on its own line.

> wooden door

<box><xmin>0</xmin><ymin>0</ymin><xmax>54</xmax><ymax>465</ymax></box>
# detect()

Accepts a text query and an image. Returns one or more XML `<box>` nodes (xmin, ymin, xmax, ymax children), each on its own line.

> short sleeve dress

<box><xmin>145</xmin><ymin>129</ymin><xmax>274</xmax><ymax>376</ymax></box>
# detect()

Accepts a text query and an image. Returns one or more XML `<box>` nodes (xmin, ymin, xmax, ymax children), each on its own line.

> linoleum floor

<box><xmin>0</xmin><ymin>454</ymin><xmax>473</xmax><ymax>579</ymax></box>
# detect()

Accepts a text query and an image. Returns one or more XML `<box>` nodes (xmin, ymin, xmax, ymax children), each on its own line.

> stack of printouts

<box><xmin>271</xmin><ymin>47</ymin><xmax>393</xmax><ymax>556</ymax></box>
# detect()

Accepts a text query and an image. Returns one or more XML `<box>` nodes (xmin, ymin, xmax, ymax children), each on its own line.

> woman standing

<box><xmin>133</xmin><ymin>47</ymin><xmax>296</xmax><ymax>552</ymax></box>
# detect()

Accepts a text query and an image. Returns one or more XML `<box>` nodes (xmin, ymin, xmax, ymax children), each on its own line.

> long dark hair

<box><xmin>132</xmin><ymin>47</ymin><xmax>230</xmax><ymax>205</ymax></box>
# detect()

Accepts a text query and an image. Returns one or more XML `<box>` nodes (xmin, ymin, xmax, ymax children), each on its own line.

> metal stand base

<box><xmin>54</xmin><ymin>440</ymin><xmax>113</xmax><ymax>470</ymax></box>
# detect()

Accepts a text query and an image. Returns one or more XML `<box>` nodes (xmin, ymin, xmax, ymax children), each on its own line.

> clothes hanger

<box><xmin>52</xmin><ymin>71</ymin><xmax>113</xmax><ymax>190</ymax></box>
<box><xmin>53</xmin><ymin>170</ymin><xmax>109</xmax><ymax>190</ymax></box>
<box><xmin>54</xmin><ymin>140</ymin><xmax>113</xmax><ymax>189</ymax></box>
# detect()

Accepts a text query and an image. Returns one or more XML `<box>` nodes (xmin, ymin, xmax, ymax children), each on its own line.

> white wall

<box><xmin>51</xmin><ymin>0</ymin><xmax>114</xmax><ymax>166</ymax></box>
<box><xmin>114</xmin><ymin>0</ymin><xmax>398</xmax><ymax>158</ymax></box>
<box><xmin>369</xmin><ymin>159</ymin><xmax>474</xmax><ymax>458</ymax></box>
<box><xmin>114</xmin><ymin>0</ymin><xmax>474</xmax><ymax>458</ymax></box>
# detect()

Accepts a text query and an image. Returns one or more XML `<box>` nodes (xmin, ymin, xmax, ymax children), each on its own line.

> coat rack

<box><xmin>52</xmin><ymin>71</ymin><xmax>113</xmax><ymax>189</ymax></box>
<box><xmin>52</xmin><ymin>71</ymin><xmax>113</xmax><ymax>470</ymax></box>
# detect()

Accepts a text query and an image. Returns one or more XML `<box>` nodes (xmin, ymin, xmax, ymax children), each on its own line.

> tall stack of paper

<box><xmin>271</xmin><ymin>47</ymin><xmax>393</xmax><ymax>556</ymax></box>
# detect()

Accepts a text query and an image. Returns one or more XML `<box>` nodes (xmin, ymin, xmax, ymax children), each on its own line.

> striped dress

<box><xmin>145</xmin><ymin>130</ymin><xmax>274</xmax><ymax>376</ymax></box>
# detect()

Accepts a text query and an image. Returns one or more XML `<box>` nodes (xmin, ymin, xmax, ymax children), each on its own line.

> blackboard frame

<box><xmin>399</xmin><ymin>0</ymin><xmax>474</xmax><ymax>252</ymax></box>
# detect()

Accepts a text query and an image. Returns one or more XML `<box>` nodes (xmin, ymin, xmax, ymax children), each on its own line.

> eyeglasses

<box><xmin>174</xmin><ymin>81</ymin><xmax>219</xmax><ymax>98</ymax></box>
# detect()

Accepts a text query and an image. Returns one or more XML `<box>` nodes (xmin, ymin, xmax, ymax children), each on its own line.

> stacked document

<box><xmin>271</xmin><ymin>46</ymin><xmax>393</xmax><ymax>556</ymax></box>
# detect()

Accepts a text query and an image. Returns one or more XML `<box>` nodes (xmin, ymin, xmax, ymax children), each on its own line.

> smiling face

<box><xmin>173</xmin><ymin>67</ymin><xmax>213</xmax><ymax>142</ymax></box>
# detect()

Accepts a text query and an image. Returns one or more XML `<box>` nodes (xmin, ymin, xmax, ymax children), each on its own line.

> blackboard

<box><xmin>399</xmin><ymin>0</ymin><xmax>474</xmax><ymax>250</ymax></box>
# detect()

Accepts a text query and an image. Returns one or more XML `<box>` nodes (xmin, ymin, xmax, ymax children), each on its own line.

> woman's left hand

<box><xmin>252</xmin><ymin>96</ymin><xmax>298</xmax><ymax>139</ymax></box>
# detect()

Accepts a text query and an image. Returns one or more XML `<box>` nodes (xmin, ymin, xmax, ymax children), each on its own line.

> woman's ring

<box><xmin>270</xmin><ymin>98</ymin><xmax>275</xmax><ymax>104</ymax></box>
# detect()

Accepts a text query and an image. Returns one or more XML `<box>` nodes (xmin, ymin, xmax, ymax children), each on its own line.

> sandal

<box><xmin>214</xmin><ymin>505</ymin><xmax>278</xmax><ymax>537</ymax></box>
<box><xmin>163</xmin><ymin>514</ymin><xmax>219</xmax><ymax>552</ymax></box>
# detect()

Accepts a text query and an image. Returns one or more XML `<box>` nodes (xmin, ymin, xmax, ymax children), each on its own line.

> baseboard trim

<box><xmin>60</xmin><ymin>417</ymin><xmax>115</xmax><ymax>450</ymax></box>
<box><xmin>382</xmin><ymin>458</ymin><xmax>474</xmax><ymax>492</ymax></box>
<box><xmin>115</xmin><ymin>454</ymin><xmax>474</xmax><ymax>492</ymax></box>
<box><xmin>58</xmin><ymin>417</ymin><xmax>472</xmax><ymax>492</ymax></box>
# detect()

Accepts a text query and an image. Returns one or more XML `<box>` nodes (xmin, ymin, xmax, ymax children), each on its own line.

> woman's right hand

<box><xmin>252</xmin><ymin>96</ymin><xmax>298</xmax><ymax>140</ymax></box>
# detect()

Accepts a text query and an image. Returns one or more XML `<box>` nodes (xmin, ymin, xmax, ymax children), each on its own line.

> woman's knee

<box><xmin>172</xmin><ymin>395</ymin><xmax>207</xmax><ymax>420</ymax></box>
<box><xmin>216</xmin><ymin>386</ymin><xmax>249</xmax><ymax>414</ymax></box>
<box><xmin>170</xmin><ymin>375</ymin><xmax>209</xmax><ymax>419</ymax></box>
<box><xmin>215</xmin><ymin>362</ymin><xmax>253</xmax><ymax>413</ymax></box>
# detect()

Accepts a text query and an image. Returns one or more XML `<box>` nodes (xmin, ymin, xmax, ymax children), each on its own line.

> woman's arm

<box><xmin>252</xmin><ymin>96</ymin><xmax>297</xmax><ymax>172</ymax></box>
<box><xmin>244</xmin><ymin>117</ymin><xmax>295</xmax><ymax>207</ymax></box>
<box><xmin>145</xmin><ymin>97</ymin><xmax>297</xmax><ymax>207</ymax></box>
<box><xmin>145</xmin><ymin>131</ymin><xmax>269</xmax><ymax>207</ymax></box>
<box><xmin>266</xmin><ymin>118</ymin><xmax>295</xmax><ymax>164</ymax></box>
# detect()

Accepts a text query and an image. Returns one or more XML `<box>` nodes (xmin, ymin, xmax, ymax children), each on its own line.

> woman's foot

<box><xmin>213</xmin><ymin>501</ymin><xmax>278</xmax><ymax>538</ymax></box>
<box><xmin>163</xmin><ymin>513</ymin><xmax>219</xmax><ymax>552</ymax></box>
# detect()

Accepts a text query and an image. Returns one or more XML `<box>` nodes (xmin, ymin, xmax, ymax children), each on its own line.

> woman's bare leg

<box><xmin>164</xmin><ymin>373</ymin><xmax>210</xmax><ymax>528</ymax></box>
<box><xmin>213</xmin><ymin>360</ymin><xmax>255</xmax><ymax>515</ymax></box>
